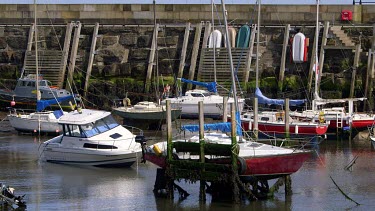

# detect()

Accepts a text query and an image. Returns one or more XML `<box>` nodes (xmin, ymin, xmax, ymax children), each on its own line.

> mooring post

<box><xmin>285</xmin><ymin>98</ymin><xmax>290</xmax><ymax>140</ymax></box>
<box><xmin>285</xmin><ymin>175</ymin><xmax>292</xmax><ymax>195</ymax></box>
<box><xmin>254</xmin><ymin>97</ymin><xmax>259</xmax><ymax>140</ymax></box>
<box><xmin>307</xmin><ymin>22</ymin><xmax>318</xmax><ymax>94</ymax></box>
<box><xmin>166</xmin><ymin>100</ymin><xmax>174</xmax><ymax>199</ymax></box>
<box><xmin>198</xmin><ymin>101</ymin><xmax>206</xmax><ymax>201</ymax></box>
<box><xmin>222</xmin><ymin>96</ymin><xmax>228</xmax><ymax>122</ymax></box>
<box><xmin>230</xmin><ymin>104</ymin><xmax>240</xmax><ymax>203</ymax></box>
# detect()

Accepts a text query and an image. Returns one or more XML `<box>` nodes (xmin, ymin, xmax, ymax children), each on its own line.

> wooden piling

<box><xmin>198</xmin><ymin>101</ymin><xmax>206</xmax><ymax>202</ymax></box>
<box><xmin>166</xmin><ymin>100</ymin><xmax>174</xmax><ymax>199</ymax></box>
<box><xmin>254</xmin><ymin>97</ymin><xmax>258</xmax><ymax>140</ymax></box>
<box><xmin>278</xmin><ymin>24</ymin><xmax>290</xmax><ymax>91</ymax></box>
<box><xmin>285</xmin><ymin>98</ymin><xmax>290</xmax><ymax>139</ymax></box>
<box><xmin>350</xmin><ymin>44</ymin><xmax>361</xmax><ymax>98</ymax></box>
<box><xmin>230</xmin><ymin>105</ymin><xmax>240</xmax><ymax>203</ymax></box>
<box><xmin>364</xmin><ymin>49</ymin><xmax>373</xmax><ymax>111</ymax></box>
<box><xmin>222</xmin><ymin>96</ymin><xmax>228</xmax><ymax>122</ymax></box>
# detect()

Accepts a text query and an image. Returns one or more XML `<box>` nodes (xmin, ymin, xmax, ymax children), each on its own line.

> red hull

<box><xmin>145</xmin><ymin>151</ymin><xmax>311</xmax><ymax>179</ymax></box>
<box><xmin>241</xmin><ymin>120</ymin><xmax>327</xmax><ymax>136</ymax></box>
<box><xmin>328</xmin><ymin>119</ymin><xmax>375</xmax><ymax>130</ymax></box>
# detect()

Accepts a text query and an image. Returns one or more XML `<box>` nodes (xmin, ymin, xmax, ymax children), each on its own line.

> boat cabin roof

<box><xmin>58</xmin><ymin>109</ymin><xmax>111</xmax><ymax>125</ymax></box>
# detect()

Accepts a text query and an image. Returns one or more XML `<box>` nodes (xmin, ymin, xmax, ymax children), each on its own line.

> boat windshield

<box><xmin>80</xmin><ymin>115</ymin><xmax>120</xmax><ymax>138</ymax></box>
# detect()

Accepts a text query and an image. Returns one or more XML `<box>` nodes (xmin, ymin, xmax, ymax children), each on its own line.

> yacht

<box><xmin>39</xmin><ymin>109</ymin><xmax>144</xmax><ymax>167</ymax></box>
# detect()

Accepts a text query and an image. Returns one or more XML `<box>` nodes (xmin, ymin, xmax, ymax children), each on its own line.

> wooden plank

<box><xmin>197</xmin><ymin>22</ymin><xmax>211</xmax><ymax>82</ymax></box>
<box><xmin>84</xmin><ymin>23</ymin><xmax>99</xmax><ymax>97</ymax></box>
<box><xmin>244</xmin><ymin>25</ymin><xmax>256</xmax><ymax>83</ymax></box>
<box><xmin>317</xmin><ymin>21</ymin><xmax>330</xmax><ymax>94</ymax></box>
<box><xmin>65</xmin><ymin>22</ymin><xmax>81</xmax><ymax>90</ymax></box>
<box><xmin>177</xmin><ymin>22</ymin><xmax>190</xmax><ymax>79</ymax></box>
<box><xmin>350</xmin><ymin>44</ymin><xmax>361</xmax><ymax>98</ymax></box>
<box><xmin>58</xmin><ymin>22</ymin><xmax>73</xmax><ymax>88</ymax></box>
<box><xmin>308</xmin><ymin>24</ymin><xmax>319</xmax><ymax>94</ymax></box>
<box><xmin>278</xmin><ymin>24</ymin><xmax>290</xmax><ymax>91</ymax></box>
<box><xmin>145</xmin><ymin>23</ymin><xmax>159</xmax><ymax>94</ymax></box>
<box><xmin>187</xmin><ymin>23</ymin><xmax>203</xmax><ymax>90</ymax></box>
<box><xmin>323</xmin><ymin>45</ymin><xmax>356</xmax><ymax>50</ymax></box>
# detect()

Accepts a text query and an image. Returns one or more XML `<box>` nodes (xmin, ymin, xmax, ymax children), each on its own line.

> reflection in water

<box><xmin>1</xmin><ymin>132</ymin><xmax>375</xmax><ymax>210</ymax></box>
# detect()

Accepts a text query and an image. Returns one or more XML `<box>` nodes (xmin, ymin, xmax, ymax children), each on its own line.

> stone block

<box><xmin>131</xmin><ymin>5</ymin><xmax>142</xmax><ymax>12</ymax></box>
<box><xmin>102</xmin><ymin>36</ymin><xmax>119</xmax><ymax>46</ymax></box>
<box><xmin>55</xmin><ymin>5</ymin><xmax>70</xmax><ymax>11</ymax></box>
<box><xmin>119</xmin><ymin>33</ymin><xmax>138</xmax><ymax>46</ymax></box>
<box><xmin>131</xmin><ymin>48</ymin><xmax>148</xmax><ymax>60</ymax></box>
<box><xmin>61</xmin><ymin>11</ymin><xmax>79</xmax><ymax>19</ymax></box>
<box><xmin>69</xmin><ymin>5</ymin><xmax>82</xmax><ymax>12</ymax></box>
<box><xmin>173</xmin><ymin>5</ymin><xmax>190</xmax><ymax>12</ymax></box>
<box><xmin>6</xmin><ymin>36</ymin><xmax>27</xmax><ymax>49</ymax></box>
<box><xmin>137</xmin><ymin>35</ymin><xmax>151</xmax><ymax>48</ymax></box>
<box><xmin>133</xmin><ymin>11</ymin><xmax>154</xmax><ymax>19</ymax></box>
<box><xmin>83</xmin><ymin>5</ymin><xmax>96</xmax><ymax>12</ymax></box>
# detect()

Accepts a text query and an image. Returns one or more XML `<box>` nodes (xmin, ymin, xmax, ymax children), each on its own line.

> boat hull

<box><xmin>8</xmin><ymin>115</ymin><xmax>62</xmax><ymax>134</ymax></box>
<box><xmin>112</xmin><ymin>108</ymin><xmax>181</xmax><ymax>130</ymax></box>
<box><xmin>240</xmin><ymin>120</ymin><xmax>328</xmax><ymax>136</ymax></box>
<box><xmin>41</xmin><ymin>146</ymin><xmax>138</xmax><ymax>167</ymax></box>
<box><xmin>144</xmin><ymin>151</ymin><xmax>310</xmax><ymax>180</ymax></box>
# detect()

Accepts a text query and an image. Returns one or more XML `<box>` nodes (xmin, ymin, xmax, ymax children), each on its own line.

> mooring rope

<box><xmin>314</xmin><ymin>149</ymin><xmax>361</xmax><ymax>206</ymax></box>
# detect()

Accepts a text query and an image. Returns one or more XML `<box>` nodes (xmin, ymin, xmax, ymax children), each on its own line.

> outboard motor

<box><xmin>135</xmin><ymin>135</ymin><xmax>147</xmax><ymax>163</ymax></box>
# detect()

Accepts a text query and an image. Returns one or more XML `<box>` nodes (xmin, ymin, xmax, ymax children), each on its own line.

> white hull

<box><xmin>8</xmin><ymin>112</ymin><xmax>62</xmax><ymax>133</ymax></box>
<box><xmin>164</xmin><ymin>89</ymin><xmax>245</xmax><ymax>119</ymax></box>
<box><xmin>41</xmin><ymin>144</ymin><xmax>138</xmax><ymax>167</ymax></box>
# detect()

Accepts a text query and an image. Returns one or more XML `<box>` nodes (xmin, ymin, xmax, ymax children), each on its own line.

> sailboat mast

<box><xmin>313</xmin><ymin>0</ymin><xmax>320</xmax><ymax>111</ymax></box>
<box><xmin>256</xmin><ymin>0</ymin><xmax>260</xmax><ymax>88</ymax></box>
<box><xmin>220</xmin><ymin>0</ymin><xmax>238</xmax><ymax>112</ymax></box>
<box><xmin>153</xmin><ymin>0</ymin><xmax>159</xmax><ymax>101</ymax></box>
<box><xmin>34</xmin><ymin>0</ymin><xmax>40</xmax><ymax>101</ymax></box>
<box><xmin>211</xmin><ymin>0</ymin><xmax>217</xmax><ymax>88</ymax></box>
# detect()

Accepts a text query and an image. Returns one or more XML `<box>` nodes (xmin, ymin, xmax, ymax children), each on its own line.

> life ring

<box><xmin>318</xmin><ymin>111</ymin><xmax>325</xmax><ymax>123</ymax></box>
<box><xmin>123</xmin><ymin>98</ymin><xmax>131</xmax><ymax>106</ymax></box>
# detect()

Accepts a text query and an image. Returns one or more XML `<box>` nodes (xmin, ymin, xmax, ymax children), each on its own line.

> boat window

<box><xmin>64</xmin><ymin>124</ymin><xmax>84</xmax><ymax>137</ymax></box>
<box><xmin>17</xmin><ymin>81</ymin><xmax>26</xmax><ymax>87</ymax></box>
<box><xmin>260</xmin><ymin>117</ymin><xmax>269</xmax><ymax>121</ymax></box>
<box><xmin>80</xmin><ymin>116</ymin><xmax>119</xmax><ymax>138</ymax></box>
<box><xmin>39</xmin><ymin>81</ymin><xmax>47</xmax><ymax>86</ymax></box>
<box><xmin>27</xmin><ymin>81</ymin><xmax>35</xmax><ymax>87</ymax></box>
<box><xmin>202</xmin><ymin>92</ymin><xmax>212</xmax><ymax>97</ymax></box>
<box><xmin>103</xmin><ymin>115</ymin><xmax>119</xmax><ymax>129</ymax></box>
<box><xmin>191</xmin><ymin>93</ymin><xmax>204</xmax><ymax>97</ymax></box>
<box><xmin>83</xmin><ymin>143</ymin><xmax>118</xmax><ymax>149</ymax></box>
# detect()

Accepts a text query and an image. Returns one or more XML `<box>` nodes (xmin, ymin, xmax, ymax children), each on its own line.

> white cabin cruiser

<box><xmin>39</xmin><ymin>109</ymin><xmax>144</xmax><ymax>167</ymax></box>
<box><xmin>163</xmin><ymin>89</ymin><xmax>245</xmax><ymax>119</ymax></box>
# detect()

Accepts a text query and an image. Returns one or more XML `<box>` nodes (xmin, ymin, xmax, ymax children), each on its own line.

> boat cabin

<box><xmin>14</xmin><ymin>74</ymin><xmax>71</xmax><ymax>98</ymax></box>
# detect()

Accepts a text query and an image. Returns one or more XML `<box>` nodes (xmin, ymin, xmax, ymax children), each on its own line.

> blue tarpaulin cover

<box><xmin>255</xmin><ymin>87</ymin><xmax>306</xmax><ymax>106</ymax></box>
<box><xmin>180</xmin><ymin>78</ymin><xmax>217</xmax><ymax>93</ymax></box>
<box><xmin>37</xmin><ymin>95</ymin><xmax>74</xmax><ymax>111</ymax></box>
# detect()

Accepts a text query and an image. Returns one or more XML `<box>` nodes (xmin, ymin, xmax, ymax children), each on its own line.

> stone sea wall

<box><xmin>0</xmin><ymin>4</ymin><xmax>373</xmax><ymax>110</ymax></box>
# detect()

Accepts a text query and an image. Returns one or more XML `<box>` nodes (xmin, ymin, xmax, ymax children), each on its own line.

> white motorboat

<box><xmin>163</xmin><ymin>88</ymin><xmax>245</xmax><ymax>119</ymax></box>
<box><xmin>39</xmin><ymin>109</ymin><xmax>143</xmax><ymax>167</ymax></box>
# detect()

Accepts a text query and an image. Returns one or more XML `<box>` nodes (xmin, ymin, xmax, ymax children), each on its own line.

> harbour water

<box><xmin>2</xmin><ymin>124</ymin><xmax>375</xmax><ymax>210</ymax></box>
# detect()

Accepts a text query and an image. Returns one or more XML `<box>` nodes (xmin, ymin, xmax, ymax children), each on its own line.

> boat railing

<box><xmin>7</xmin><ymin>107</ymin><xmax>35</xmax><ymax>115</ymax></box>
<box><xmin>122</xmin><ymin>125</ymin><xmax>144</xmax><ymax>136</ymax></box>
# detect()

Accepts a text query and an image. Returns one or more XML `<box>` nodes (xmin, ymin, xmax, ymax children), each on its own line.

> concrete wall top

<box><xmin>0</xmin><ymin>4</ymin><xmax>372</xmax><ymax>25</ymax></box>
